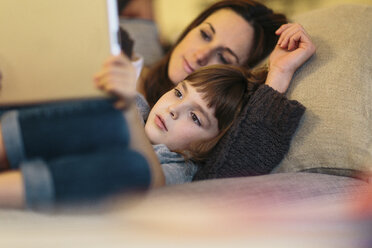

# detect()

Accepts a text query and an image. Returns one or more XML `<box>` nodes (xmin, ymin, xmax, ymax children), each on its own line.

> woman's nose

<box><xmin>194</xmin><ymin>46</ymin><xmax>211</xmax><ymax>66</ymax></box>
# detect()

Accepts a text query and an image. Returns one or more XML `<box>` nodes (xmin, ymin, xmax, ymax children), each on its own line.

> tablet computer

<box><xmin>0</xmin><ymin>0</ymin><xmax>121</xmax><ymax>105</ymax></box>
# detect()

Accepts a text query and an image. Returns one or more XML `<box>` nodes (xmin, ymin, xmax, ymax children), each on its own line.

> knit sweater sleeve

<box><xmin>193</xmin><ymin>84</ymin><xmax>306</xmax><ymax>180</ymax></box>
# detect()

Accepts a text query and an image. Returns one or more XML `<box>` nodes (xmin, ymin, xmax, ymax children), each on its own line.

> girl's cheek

<box><xmin>181</xmin><ymin>126</ymin><xmax>200</xmax><ymax>142</ymax></box>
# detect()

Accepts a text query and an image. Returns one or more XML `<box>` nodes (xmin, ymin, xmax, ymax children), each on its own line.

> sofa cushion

<box><xmin>274</xmin><ymin>4</ymin><xmax>372</xmax><ymax>175</ymax></box>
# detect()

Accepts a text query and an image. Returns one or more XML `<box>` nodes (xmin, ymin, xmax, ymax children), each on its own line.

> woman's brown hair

<box><xmin>176</xmin><ymin>64</ymin><xmax>262</xmax><ymax>162</ymax></box>
<box><xmin>143</xmin><ymin>0</ymin><xmax>287</xmax><ymax>107</ymax></box>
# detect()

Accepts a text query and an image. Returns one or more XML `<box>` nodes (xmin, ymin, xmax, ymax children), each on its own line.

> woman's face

<box><xmin>168</xmin><ymin>8</ymin><xmax>254</xmax><ymax>84</ymax></box>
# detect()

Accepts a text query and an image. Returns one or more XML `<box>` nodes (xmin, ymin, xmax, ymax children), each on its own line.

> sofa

<box><xmin>0</xmin><ymin>4</ymin><xmax>371</xmax><ymax>248</ymax></box>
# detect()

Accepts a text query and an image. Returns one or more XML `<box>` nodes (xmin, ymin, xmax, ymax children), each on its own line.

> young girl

<box><xmin>0</xmin><ymin>63</ymin><xmax>255</xmax><ymax>210</ymax></box>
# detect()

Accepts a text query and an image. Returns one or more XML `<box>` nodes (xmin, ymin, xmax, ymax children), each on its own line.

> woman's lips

<box><xmin>155</xmin><ymin>115</ymin><xmax>168</xmax><ymax>131</ymax></box>
<box><xmin>183</xmin><ymin>57</ymin><xmax>194</xmax><ymax>74</ymax></box>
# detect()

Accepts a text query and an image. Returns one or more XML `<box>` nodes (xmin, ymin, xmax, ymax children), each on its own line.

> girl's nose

<box><xmin>168</xmin><ymin>105</ymin><xmax>178</xmax><ymax>120</ymax></box>
<box><xmin>168</xmin><ymin>100</ymin><xmax>190</xmax><ymax>120</ymax></box>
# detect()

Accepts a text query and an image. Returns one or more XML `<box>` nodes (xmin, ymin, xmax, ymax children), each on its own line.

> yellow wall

<box><xmin>267</xmin><ymin>0</ymin><xmax>372</xmax><ymax>17</ymax></box>
<box><xmin>154</xmin><ymin>0</ymin><xmax>372</xmax><ymax>44</ymax></box>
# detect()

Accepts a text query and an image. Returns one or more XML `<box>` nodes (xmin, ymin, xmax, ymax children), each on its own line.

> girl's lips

<box><xmin>155</xmin><ymin>115</ymin><xmax>168</xmax><ymax>131</ymax></box>
<box><xmin>183</xmin><ymin>57</ymin><xmax>194</xmax><ymax>74</ymax></box>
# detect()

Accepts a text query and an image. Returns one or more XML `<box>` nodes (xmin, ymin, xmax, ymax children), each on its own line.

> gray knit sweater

<box><xmin>193</xmin><ymin>84</ymin><xmax>306</xmax><ymax>180</ymax></box>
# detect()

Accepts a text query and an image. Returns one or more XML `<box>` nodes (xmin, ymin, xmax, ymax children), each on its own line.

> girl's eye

<box><xmin>218</xmin><ymin>52</ymin><xmax>229</xmax><ymax>64</ymax></box>
<box><xmin>174</xmin><ymin>88</ymin><xmax>183</xmax><ymax>98</ymax></box>
<box><xmin>191</xmin><ymin>112</ymin><xmax>201</xmax><ymax>126</ymax></box>
<box><xmin>200</xmin><ymin>30</ymin><xmax>211</xmax><ymax>42</ymax></box>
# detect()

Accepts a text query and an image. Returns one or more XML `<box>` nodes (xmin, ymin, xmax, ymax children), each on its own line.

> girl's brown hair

<box><xmin>177</xmin><ymin>64</ymin><xmax>262</xmax><ymax>162</ymax></box>
<box><xmin>143</xmin><ymin>0</ymin><xmax>287</xmax><ymax>107</ymax></box>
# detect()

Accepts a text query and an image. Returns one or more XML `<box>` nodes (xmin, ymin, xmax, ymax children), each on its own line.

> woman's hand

<box><xmin>94</xmin><ymin>54</ymin><xmax>137</xmax><ymax>109</ymax></box>
<box><xmin>265</xmin><ymin>23</ymin><xmax>316</xmax><ymax>93</ymax></box>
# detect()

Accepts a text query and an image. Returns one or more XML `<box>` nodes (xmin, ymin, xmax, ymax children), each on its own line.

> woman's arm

<box><xmin>265</xmin><ymin>23</ymin><xmax>316</xmax><ymax>93</ymax></box>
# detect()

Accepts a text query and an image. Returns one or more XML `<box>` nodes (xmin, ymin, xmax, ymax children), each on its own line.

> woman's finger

<box><xmin>96</xmin><ymin>66</ymin><xmax>126</xmax><ymax>79</ymax></box>
<box><xmin>287</xmin><ymin>30</ymin><xmax>302</xmax><ymax>51</ymax></box>
<box><xmin>114</xmin><ymin>99</ymin><xmax>128</xmax><ymax>110</ymax></box>
<box><xmin>97</xmin><ymin>76</ymin><xmax>136</xmax><ymax>98</ymax></box>
<box><xmin>278</xmin><ymin>24</ymin><xmax>305</xmax><ymax>47</ymax></box>
<box><xmin>275</xmin><ymin>23</ymin><xmax>292</xmax><ymax>35</ymax></box>
<box><xmin>279</xmin><ymin>26</ymin><xmax>300</xmax><ymax>48</ymax></box>
<box><xmin>103</xmin><ymin>53</ymin><xmax>132</xmax><ymax>67</ymax></box>
<box><xmin>277</xmin><ymin>23</ymin><xmax>296</xmax><ymax>44</ymax></box>
<box><xmin>94</xmin><ymin>76</ymin><xmax>110</xmax><ymax>89</ymax></box>
<box><xmin>94</xmin><ymin>64</ymin><xmax>135</xmax><ymax>85</ymax></box>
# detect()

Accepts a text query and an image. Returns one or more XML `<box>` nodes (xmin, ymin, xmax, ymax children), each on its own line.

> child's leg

<box><xmin>21</xmin><ymin>147</ymin><xmax>151</xmax><ymax>209</ymax></box>
<box><xmin>0</xmin><ymin>99</ymin><xmax>131</xmax><ymax>169</ymax></box>
<box><xmin>0</xmin><ymin>126</ymin><xmax>10</xmax><ymax>171</ymax></box>
<box><xmin>0</xmin><ymin>105</ymin><xmax>39</xmax><ymax>170</ymax></box>
<box><xmin>0</xmin><ymin>171</ymin><xmax>24</xmax><ymax>209</ymax></box>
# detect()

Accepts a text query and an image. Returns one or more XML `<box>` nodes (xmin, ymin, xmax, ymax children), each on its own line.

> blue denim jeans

<box><xmin>0</xmin><ymin>100</ymin><xmax>151</xmax><ymax>208</ymax></box>
<box><xmin>1</xmin><ymin>99</ymin><xmax>130</xmax><ymax>167</ymax></box>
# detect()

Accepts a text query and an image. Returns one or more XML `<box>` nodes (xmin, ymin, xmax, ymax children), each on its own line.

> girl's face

<box><xmin>145</xmin><ymin>80</ymin><xmax>219</xmax><ymax>152</ymax></box>
<box><xmin>168</xmin><ymin>8</ymin><xmax>254</xmax><ymax>84</ymax></box>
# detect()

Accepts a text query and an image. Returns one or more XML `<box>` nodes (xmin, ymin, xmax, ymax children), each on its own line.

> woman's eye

<box><xmin>174</xmin><ymin>89</ymin><xmax>183</xmax><ymax>98</ymax></box>
<box><xmin>200</xmin><ymin>30</ymin><xmax>211</xmax><ymax>42</ymax></box>
<box><xmin>191</xmin><ymin>112</ymin><xmax>201</xmax><ymax>126</ymax></box>
<box><xmin>218</xmin><ymin>52</ymin><xmax>229</xmax><ymax>64</ymax></box>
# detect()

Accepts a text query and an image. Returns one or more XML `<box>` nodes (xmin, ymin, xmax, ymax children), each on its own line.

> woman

<box><xmin>139</xmin><ymin>0</ymin><xmax>287</xmax><ymax>107</ymax></box>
